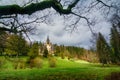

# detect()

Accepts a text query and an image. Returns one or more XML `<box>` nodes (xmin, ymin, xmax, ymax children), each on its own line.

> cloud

<box><xmin>28</xmin><ymin>16</ymin><xmax>95</xmax><ymax>49</ymax></box>
<box><xmin>28</xmin><ymin>12</ymin><xmax>111</xmax><ymax>49</ymax></box>
<box><xmin>0</xmin><ymin>0</ymin><xmax>112</xmax><ymax>49</ymax></box>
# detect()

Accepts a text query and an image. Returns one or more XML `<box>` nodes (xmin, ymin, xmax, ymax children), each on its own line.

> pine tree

<box><xmin>28</xmin><ymin>42</ymin><xmax>39</xmax><ymax>58</ymax></box>
<box><xmin>96</xmin><ymin>33</ymin><xmax>111</xmax><ymax>65</ymax></box>
<box><xmin>43</xmin><ymin>47</ymin><xmax>48</xmax><ymax>58</ymax></box>
<box><xmin>110</xmin><ymin>25</ymin><xmax>120</xmax><ymax>63</ymax></box>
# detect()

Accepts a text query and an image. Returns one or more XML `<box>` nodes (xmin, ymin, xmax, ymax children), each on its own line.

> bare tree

<box><xmin>111</xmin><ymin>14</ymin><xmax>120</xmax><ymax>29</ymax></box>
<box><xmin>0</xmin><ymin>0</ymin><xmax>53</xmax><ymax>41</ymax></box>
<box><xmin>0</xmin><ymin>0</ymin><xmax>120</xmax><ymax>34</ymax></box>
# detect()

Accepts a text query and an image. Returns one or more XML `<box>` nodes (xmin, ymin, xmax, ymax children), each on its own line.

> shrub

<box><xmin>29</xmin><ymin>57</ymin><xmax>43</xmax><ymax>68</ymax></box>
<box><xmin>13</xmin><ymin>62</ymin><xmax>18</xmax><ymax>69</ymax></box>
<box><xmin>19</xmin><ymin>61</ymin><xmax>26</xmax><ymax>69</ymax></box>
<box><xmin>60</xmin><ymin>52</ymin><xmax>65</xmax><ymax>59</ymax></box>
<box><xmin>0</xmin><ymin>58</ymin><xmax>6</xmax><ymax>69</ymax></box>
<box><xmin>13</xmin><ymin>59</ymin><xmax>26</xmax><ymax>69</ymax></box>
<box><xmin>48</xmin><ymin>57</ymin><xmax>57</xmax><ymax>68</ymax></box>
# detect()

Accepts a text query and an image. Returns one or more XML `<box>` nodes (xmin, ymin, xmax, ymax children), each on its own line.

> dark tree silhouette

<box><xmin>96</xmin><ymin>32</ymin><xmax>111</xmax><ymax>65</ymax></box>
<box><xmin>0</xmin><ymin>0</ymin><xmax>79</xmax><ymax>16</ymax></box>
<box><xmin>110</xmin><ymin>25</ymin><xmax>120</xmax><ymax>63</ymax></box>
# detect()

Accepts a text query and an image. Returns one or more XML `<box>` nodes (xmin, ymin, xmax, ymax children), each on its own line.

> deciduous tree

<box><xmin>0</xmin><ymin>31</ymin><xmax>8</xmax><ymax>55</ymax></box>
<box><xmin>5</xmin><ymin>34</ymin><xmax>28</xmax><ymax>56</ymax></box>
<box><xmin>0</xmin><ymin>0</ymin><xmax>120</xmax><ymax>34</ymax></box>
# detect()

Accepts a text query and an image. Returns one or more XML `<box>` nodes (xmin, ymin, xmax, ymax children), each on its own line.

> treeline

<box><xmin>53</xmin><ymin>45</ymin><xmax>84</xmax><ymax>58</ymax></box>
<box><xmin>53</xmin><ymin>45</ymin><xmax>98</xmax><ymax>62</ymax></box>
<box><xmin>0</xmin><ymin>32</ymin><xmax>98</xmax><ymax>62</ymax></box>
<box><xmin>96</xmin><ymin>24</ymin><xmax>120</xmax><ymax>65</ymax></box>
<box><xmin>2</xmin><ymin>25</ymin><xmax>120</xmax><ymax>65</ymax></box>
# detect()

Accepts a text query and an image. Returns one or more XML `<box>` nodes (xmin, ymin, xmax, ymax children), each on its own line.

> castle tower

<box><xmin>39</xmin><ymin>36</ymin><xmax>54</xmax><ymax>56</ymax></box>
<box><xmin>45</xmin><ymin>36</ymin><xmax>54</xmax><ymax>54</ymax></box>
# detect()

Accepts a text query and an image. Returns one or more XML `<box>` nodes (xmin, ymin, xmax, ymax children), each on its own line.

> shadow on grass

<box><xmin>105</xmin><ymin>72</ymin><xmax>120</xmax><ymax>80</ymax></box>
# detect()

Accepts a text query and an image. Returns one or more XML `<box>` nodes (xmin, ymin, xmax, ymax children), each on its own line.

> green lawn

<box><xmin>0</xmin><ymin>56</ymin><xmax>120</xmax><ymax>80</ymax></box>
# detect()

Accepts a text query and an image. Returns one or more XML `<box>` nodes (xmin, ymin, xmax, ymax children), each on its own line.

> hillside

<box><xmin>0</xmin><ymin>57</ymin><xmax>120</xmax><ymax>80</ymax></box>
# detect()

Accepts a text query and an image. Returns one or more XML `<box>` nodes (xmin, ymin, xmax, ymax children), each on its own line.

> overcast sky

<box><xmin>0</xmin><ymin>0</ymin><xmax>113</xmax><ymax>49</ymax></box>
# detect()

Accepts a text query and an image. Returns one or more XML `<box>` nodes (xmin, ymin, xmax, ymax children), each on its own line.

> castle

<box><xmin>39</xmin><ymin>36</ymin><xmax>54</xmax><ymax>56</ymax></box>
<box><xmin>45</xmin><ymin>36</ymin><xmax>54</xmax><ymax>54</ymax></box>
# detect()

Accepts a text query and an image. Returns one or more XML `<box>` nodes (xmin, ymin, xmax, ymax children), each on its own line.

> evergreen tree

<box><xmin>28</xmin><ymin>42</ymin><xmax>39</xmax><ymax>58</ymax></box>
<box><xmin>96</xmin><ymin>33</ymin><xmax>111</xmax><ymax>65</ymax></box>
<box><xmin>110</xmin><ymin>25</ymin><xmax>120</xmax><ymax>63</ymax></box>
<box><xmin>53</xmin><ymin>44</ymin><xmax>60</xmax><ymax>56</ymax></box>
<box><xmin>43</xmin><ymin>47</ymin><xmax>48</xmax><ymax>58</ymax></box>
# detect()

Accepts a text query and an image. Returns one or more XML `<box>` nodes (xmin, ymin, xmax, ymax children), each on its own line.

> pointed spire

<box><xmin>46</xmin><ymin>35</ymin><xmax>50</xmax><ymax>44</ymax></box>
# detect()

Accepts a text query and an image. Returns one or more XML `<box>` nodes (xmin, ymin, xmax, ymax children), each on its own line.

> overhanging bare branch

<box><xmin>0</xmin><ymin>0</ymin><xmax>80</xmax><ymax>17</ymax></box>
<box><xmin>96</xmin><ymin>0</ymin><xmax>113</xmax><ymax>8</ymax></box>
<box><xmin>71</xmin><ymin>12</ymin><xmax>94</xmax><ymax>34</ymax></box>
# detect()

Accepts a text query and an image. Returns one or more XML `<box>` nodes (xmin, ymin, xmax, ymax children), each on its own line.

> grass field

<box><xmin>0</xmin><ymin>56</ymin><xmax>120</xmax><ymax>80</ymax></box>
